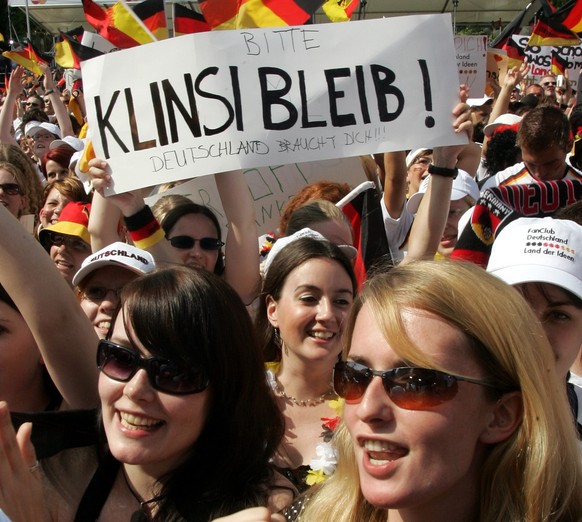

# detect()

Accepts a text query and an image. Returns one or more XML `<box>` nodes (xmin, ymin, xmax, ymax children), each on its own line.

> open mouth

<box><xmin>119</xmin><ymin>412</ymin><xmax>164</xmax><ymax>431</ymax></box>
<box><xmin>309</xmin><ymin>330</ymin><xmax>335</xmax><ymax>340</ymax></box>
<box><xmin>363</xmin><ymin>440</ymin><xmax>408</xmax><ymax>464</ymax></box>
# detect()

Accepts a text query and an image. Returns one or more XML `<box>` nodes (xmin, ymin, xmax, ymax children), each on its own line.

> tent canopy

<box><xmin>7</xmin><ymin>0</ymin><xmax>530</xmax><ymax>38</ymax></box>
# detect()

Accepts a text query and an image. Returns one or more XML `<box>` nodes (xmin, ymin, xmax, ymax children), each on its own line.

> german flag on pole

<box><xmin>555</xmin><ymin>0</ymin><xmax>582</xmax><ymax>35</ymax></box>
<box><xmin>2</xmin><ymin>42</ymin><xmax>49</xmax><ymax>76</ymax></box>
<box><xmin>502</xmin><ymin>37</ymin><xmax>526</xmax><ymax>69</ymax></box>
<box><xmin>551</xmin><ymin>49</ymin><xmax>569</xmax><ymax>75</ymax></box>
<box><xmin>322</xmin><ymin>0</ymin><xmax>359</xmax><ymax>22</ymax></box>
<box><xmin>133</xmin><ymin>0</ymin><xmax>168</xmax><ymax>40</ymax></box>
<box><xmin>527</xmin><ymin>17</ymin><xmax>580</xmax><ymax>46</ymax></box>
<box><xmin>199</xmin><ymin>0</ymin><xmax>324</xmax><ymax>29</ymax></box>
<box><xmin>336</xmin><ymin>181</ymin><xmax>392</xmax><ymax>290</ymax></box>
<box><xmin>82</xmin><ymin>0</ymin><xmax>157</xmax><ymax>48</ymax></box>
<box><xmin>55</xmin><ymin>31</ymin><xmax>103</xmax><ymax>69</ymax></box>
<box><xmin>173</xmin><ymin>4</ymin><xmax>210</xmax><ymax>36</ymax></box>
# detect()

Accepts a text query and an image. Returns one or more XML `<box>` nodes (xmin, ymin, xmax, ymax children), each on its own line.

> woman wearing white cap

<box><xmin>487</xmin><ymin>216</ymin><xmax>582</xmax><ymax>435</ymax></box>
<box><xmin>73</xmin><ymin>242</ymin><xmax>155</xmax><ymax>339</ymax></box>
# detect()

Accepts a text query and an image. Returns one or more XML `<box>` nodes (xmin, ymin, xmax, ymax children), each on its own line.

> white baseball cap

<box><xmin>487</xmin><ymin>217</ymin><xmax>582</xmax><ymax>300</ymax></box>
<box><xmin>405</xmin><ymin>148</ymin><xmax>432</xmax><ymax>169</ymax></box>
<box><xmin>406</xmin><ymin>169</ymin><xmax>480</xmax><ymax>215</ymax></box>
<box><xmin>49</xmin><ymin>136</ymin><xmax>85</xmax><ymax>152</ymax></box>
<box><xmin>72</xmin><ymin>242</ymin><xmax>155</xmax><ymax>287</ymax></box>
<box><xmin>467</xmin><ymin>96</ymin><xmax>493</xmax><ymax>107</ymax></box>
<box><xmin>25</xmin><ymin>121</ymin><xmax>62</xmax><ymax>139</ymax></box>
<box><xmin>483</xmin><ymin>113</ymin><xmax>523</xmax><ymax>137</ymax></box>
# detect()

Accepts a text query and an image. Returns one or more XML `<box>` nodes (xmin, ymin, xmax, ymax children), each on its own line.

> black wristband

<box><xmin>428</xmin><ymin>164</ymin><xmax>458</xmax><ymax>179</ymax></box>
<box><xmin>44</xmin><ymin>89</ymin><xmax>54</xmax><ymax>95</ymax></box>
<box><xmin>123</xmin><ymin>205</ymin><xmax>155</xmax><ymax>231</ymax></box>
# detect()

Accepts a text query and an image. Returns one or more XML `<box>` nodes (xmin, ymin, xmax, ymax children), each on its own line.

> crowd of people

<box><xmin>0</xmin><ymin>21</ymin><xmax>581</xmax><ymax>522</ymax></box>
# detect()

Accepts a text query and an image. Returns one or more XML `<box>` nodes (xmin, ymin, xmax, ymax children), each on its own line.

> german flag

<box><xmin>527</xmin><ymin>17</ymin><xmax>580</xmax><ymax>47</ymax></box>
<box><xmin>133</xmin><ymin>0</ymin><xmax>168</xmax><ymax>40</ymax></box>
<box><xmin>322</xmin><ymin>0</ymin><xmax>359</xmax><ymax>22</ymax></box>
<box><xmin>555</xmin><ymin>0</ymin><xmax>582</xmax><ymax>35</ymax></box>
<box><xmin>337</xmin><ymin>181</ymin><xmax>392</xmax><ymax>290</ymax></box>
<box><xmin>55</xmin><ymin>31</ymin><xmax>103</xmax><ymax>69</ymax></box>
<box><xmin>199</xmin><ymin>0</ymin><xmax>324</xmax><ymax>29</ymax></box>
<box><xmin>173</xmin><ymin>4</ymin><xmax>210</xmax><ymax>36</ymax></box>
<box><xmin>502</xmin><ymin>37</ymin><xmax>526</xmax><ymax>69</ymax></box>
<box><xmin>82</xmin><ymin>0</ymin><xmax>157</xmax><ymax>48</ymax></box>
<box><xmin>2</xmin><ymin>42</ymin><xmax>49</xmax><ymax>76</ymax></box>
<box><xmin>551</xmin><ymin>49</ymin><xmax>569</xmax><ymax>75</ymax></box>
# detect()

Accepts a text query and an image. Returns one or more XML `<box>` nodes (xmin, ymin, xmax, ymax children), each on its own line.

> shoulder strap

<box><xmin>74</xmin><ymin>451</ymin><xmax>120</xmax><ymax>522</ymax></box>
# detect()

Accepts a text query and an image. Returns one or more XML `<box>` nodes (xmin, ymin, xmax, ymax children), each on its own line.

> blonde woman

<box><xmin>0</xmin><ymin>144</ymin><xmax>43</xmax><ymax>225</ymax></box>
<box><xmin>290</xmin><ymin>260</ymin><xmax>582</xmax><ymax>521</ymax></box>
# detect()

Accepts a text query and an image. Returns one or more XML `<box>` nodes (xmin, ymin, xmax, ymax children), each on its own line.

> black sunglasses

<box><xmin>168</xmin><ymin>236</ymin><xmax>224</xmax><ymax>251</ymax></box>
<box><xmin>543</xmin><ymin>81</ymin><xmax>556</xmax><ymax>87</ymax></box>
<box><xmin>45</xmin><ymin>232</ymin><xmax>90</xmax><ymax>253</ymax></box>
<box><xmin>0</xmin><ymin>183</ymin><xmax>22</xmax><ymax>196</ymax></box>
<box><xmin>333</xmin><ymin>360</ymin><xmax>499</xmax><ymax>410</ymax></box>
<box><xmin>97</xmin><ymin>340</ymin><xmax>210</xmax><ymax>395</ymax></box>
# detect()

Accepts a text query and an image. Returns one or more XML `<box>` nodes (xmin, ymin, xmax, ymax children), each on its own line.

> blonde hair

<box><xmin>301</xmin><ymin>260</ymin><xmax>582</xmax><ymax>522</ymax></box>
<box><xmin>0</xmin><ymin>144</ymin><xmax>43</xmax><ymax>218</ymax></box>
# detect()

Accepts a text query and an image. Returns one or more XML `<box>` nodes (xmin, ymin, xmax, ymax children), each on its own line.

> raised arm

<box><xmin>87</xmin><ymin>158</ymin><xmax>181</xmax><ymax>264</ymax></box>
<box><xmin>403</xmin><ymin>96</ymin><xmax>472</xmax><ymax>263</ymax></box>
<box><xmin>482</xmin><ymin>62</ymin><xmax>529</xmax><ymax>158</ymax></box>
<box><xmin>40</xmin><ymin>64</ymin><xmax>74</xmax><ymax>138</ymax></box>
<box><xmin>0</xmin><ymin>67</ymin><xmax>23</xmax><ymax>146</ymax></box>
<box><xmin>215</xmin><ymin>170</ymin><xmax>261</xmax><ymax>305</ymax></box>
<box><xmin>382</xmin><ymin>151</ymin><xmax>407</xmax><ymax>219</ymax></box>
<box><xmin>0</xmin><ymin>204</ymin><xmax>99</xmax><ymax>409</ymax></box>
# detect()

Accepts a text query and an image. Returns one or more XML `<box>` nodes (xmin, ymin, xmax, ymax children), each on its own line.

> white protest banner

<box><xmin>455</xmin><ymin>35</ymin><xmax>487</xmax><ymax>96</ymax></box>
<box><xmin>82</xmin><ymin>13</ymin><xmax>464</xmax><ymax>195</ymax></box>
<box><xmin>146</xmin><ymin>156</ymin><xmax>366</xmax><ymax>236</ymax></box>
<box><xmin>511</xmin><ymin>35</ymin><xmax>582</xmax><ymax>89</ymax></box>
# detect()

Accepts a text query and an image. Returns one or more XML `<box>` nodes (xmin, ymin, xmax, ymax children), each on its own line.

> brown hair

<box><xmin>279</xmin><ymin>181</ymin><xmax>351</xmax><ymax>235</ymax></box>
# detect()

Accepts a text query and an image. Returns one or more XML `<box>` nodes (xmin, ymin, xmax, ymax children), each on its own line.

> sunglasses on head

<box><xmin>45</xmin><ymin>232</ymin><xmax>90</xmax><ymax>253</ymax></box>
<box><xmin>333</xmin><ymin>360</ymin><xmax>499</xmax><ymax>410</ymax></box>
<box><xmin>97</xmin><ymin>339</ymin><xmax>210</xmax><ymax>395</ymax></box>
<box><xmin>168</xmin><ymin>236</ymin><xmax>224</xmax><ymax>251</ymax></box>
<box><xmin>0</xmin><ymin>183</ymin><xmax>22</xmax><ymax>196</ymax></box>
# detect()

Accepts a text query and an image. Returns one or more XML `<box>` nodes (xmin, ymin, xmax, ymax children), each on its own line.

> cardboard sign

<box><xmin>486</xmin><ymin>48</ymin><xmax>507</xmax><ymax>97</ymax></box>
<box><xmin>145</xmin><ymin>156</ymin><xmax>367</xmax><ymax>236</ymax></box>
<box><xmin>511</xmin><ymin>35</ymin><xmax>582</xmax><ymax>89</ymax></box>
<box><xmin>455</xmin><ymin>35</ymin><xmax>487</xmax><ymax>96</ymax></box>
<box><xmin>82</xmin><ymin>13</ymin><xmax>465</xmax><ymax>195</ymax></box>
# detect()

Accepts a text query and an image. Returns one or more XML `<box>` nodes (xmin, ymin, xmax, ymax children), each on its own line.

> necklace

<box><xmin>122</xmin><ymin>469</ymin><xmax>165</xmax><ymax>522</ymax></box>
<box><xmin>273</xmin><ymin>377</ymin><xmax>336</xmax><ymax>407</ymax></box>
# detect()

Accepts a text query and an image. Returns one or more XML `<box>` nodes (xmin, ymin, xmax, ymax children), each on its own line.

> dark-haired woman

<box><xmin>87</xmin><ymin>161</ymin><xmax>261</xmax><ymax>304</ymax></box>
<box><xmin>0</xmin><ymin>266</ymin><xmax>292</xmax><ymax>521</ymax></box>
<box><xmin>256</xmin><ymin>235</ymin><xmax>357</xmax><ymax>493</ymax></box>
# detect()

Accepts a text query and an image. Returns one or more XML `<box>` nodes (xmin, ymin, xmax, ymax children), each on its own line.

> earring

<box><xmin>274</xmin><ymin>328</ymin><xmax>288</xmax><ymax>356</ymax></box>
<box><xmin>274</xmin><ymin>327</ymin><xmax>281</xmax><ymax>347</ymax></box>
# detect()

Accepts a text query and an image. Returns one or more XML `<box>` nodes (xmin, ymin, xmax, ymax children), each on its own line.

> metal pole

<box><xmin>24</xmin><ymin>0</ymin><xmax>31</xmax><ymax>41</ymax></box>
<box><xmin>453</xmin><ymin>0</ymin><xmax>459</xmax><ymax>34</ymax></box>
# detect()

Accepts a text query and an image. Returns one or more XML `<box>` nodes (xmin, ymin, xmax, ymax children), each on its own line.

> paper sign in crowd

<box><xmin>81</xmin><ymin>13</ymin><xmax>466</xmax><ymax>195</ymax></box>
<box><xmin>145</xmin><ymin>156</ymin><xmax>366</xmax><ymax>236</ymax></box>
